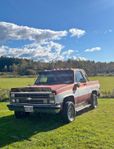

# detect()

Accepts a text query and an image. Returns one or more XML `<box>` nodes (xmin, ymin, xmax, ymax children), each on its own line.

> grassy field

<box><xmin>0</xmin><ymin>77</ymin><xmax>36</xmax><ymax>89</ymax></box>
<box><xmin>0</xmin><ymin>99</ymin><xmax>114</xmax><ymax>149</ymax></box>
<box><xmin>0</xmin><ymin>76</ymin><xmax>114</xmax><ymax>92</ymax></box>
<box><xmin>90</xmin><ymin>76</ymin><xmax>114</xmax><ymax>93</ymax></box>
<box><xmin>0</xmin><ymin>77</ymin><xmax>114</xmax><ymax>148</ymax></box>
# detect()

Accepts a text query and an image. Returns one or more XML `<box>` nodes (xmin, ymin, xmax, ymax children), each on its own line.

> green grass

<box><xmin>90</xmin><ymin>76</ymin><xmax>114</xmax><ymax>93</ymax></box>
<box><xmin>0</xmin><ymin>76</ymin><xmax>114</xmax><ymax>99</ymax></box>
<box><xmin>0</xmin><ymin>99</ymin><xmax>114</xmax><ymax>149</ymax></box>
<box><xmin>0</xmin><ymin>78</ymin><xmax>36</xmax><ymax>101</ymax></box>
<box><xmin>0</xmin><ymin>77</ymin><xmax>114</xmax><ymax>148</ymax></box>
<box><xmin>0</xmin><ymin>78</ymin><xmax>36</xmax><ymax>89</ymax></box>
<box><xmin>0</xmin><ymin>76</ymin><xmax>114</xmax><ymax>92</ymax></box>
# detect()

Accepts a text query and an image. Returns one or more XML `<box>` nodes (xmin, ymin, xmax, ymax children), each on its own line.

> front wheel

<box><xmin>62</xmin><ymin>101</ymin><xmax>76</xmax><ymax>123</ymax></box>
<box><xmin>91</xmin><ymin>94</ymin><xmax>98</xmax><ymax>109</ymax></box>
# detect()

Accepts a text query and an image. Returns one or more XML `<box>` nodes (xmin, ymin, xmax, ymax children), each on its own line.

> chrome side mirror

<box><xmin>73</xmin><ymin>83</ymin><xmax>80</xmax><ymax>92</ymax></box>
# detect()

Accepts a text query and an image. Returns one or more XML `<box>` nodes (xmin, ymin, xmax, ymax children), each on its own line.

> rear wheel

<box><xmin>62</xmin><ymin>101</ymin><xmax>76</xmax><ymax>123</ymax></box>
<box><xmin>14</xmin><ymin>111</ymin><xmax>29</xmax><ymax>119</ymax></box>
<box><xmin>91</xmin><ymin>93</ymin><xmax>98</xmax><ymax>109</ymax></box>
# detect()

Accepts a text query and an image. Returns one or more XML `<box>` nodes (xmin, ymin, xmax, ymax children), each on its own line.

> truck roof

<box><xmin>43</xmin><ymin>68</ymin><xmax>84</xmax><ymax>72</ymax></box>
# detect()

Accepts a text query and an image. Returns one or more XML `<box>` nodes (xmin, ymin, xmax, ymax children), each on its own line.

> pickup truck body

<box><xmin>8</xmin><ymin>69</ymin><xmax>100</xmax><ymax>122</ymax></box>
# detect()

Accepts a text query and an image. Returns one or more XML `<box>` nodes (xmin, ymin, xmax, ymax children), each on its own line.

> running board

<box><xmin>75</xmin><ymin>104</ymin><xmax>91</xmax><ymax>112</ymax></box>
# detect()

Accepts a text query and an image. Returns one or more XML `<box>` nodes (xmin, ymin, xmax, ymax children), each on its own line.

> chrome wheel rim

<box><xmin>93</xmin><ymin>97</ymin><xmax>97</xmax><ymax>108</ymax></box>
<box><xmin>67</xmin><ymin>105</ymin><xmax>75</xmax><ymax>121</ymax></box>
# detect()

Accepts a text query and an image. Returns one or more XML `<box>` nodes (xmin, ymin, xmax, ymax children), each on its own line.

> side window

<box><xmin>75</xmin><ymin>71</ymin><xmax>86</xmax><ymax>83</ymax></box>
<box><xmin>81</xmin><ymin>70</ymin><xmax>89</xmax><ymax>81</ymax></box>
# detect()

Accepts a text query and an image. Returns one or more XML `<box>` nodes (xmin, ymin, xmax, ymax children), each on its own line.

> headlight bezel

<box><xmin>49</xmin><ymin>93</ymin><xmax>55</xmax><ymax>104</ymax></box>
<box><xmin>49</xmin><ymin>93</ymin><xmax>55</xmax><ymax>98</ymax></box>
<box><xmin>10</xmin><ymin>92</ymin><xmax>15</xmax><ymax>98</ymax></box>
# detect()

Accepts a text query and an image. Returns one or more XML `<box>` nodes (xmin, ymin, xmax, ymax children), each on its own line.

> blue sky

<box><xmin>0</xmin><ymin>0</ymin><xmax>114</xmax><ymax>62</ymax></box>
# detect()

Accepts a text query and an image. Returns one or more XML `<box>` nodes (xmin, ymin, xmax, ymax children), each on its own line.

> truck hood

<box><xmin>11</xmin><ymin>84</ymin><xmax>72</xmax><ymax>93</ymax></box>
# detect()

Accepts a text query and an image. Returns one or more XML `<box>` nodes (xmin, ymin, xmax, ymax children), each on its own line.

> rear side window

<box><xmin>75</xmin><ymin>71</ymin><xmax>86</xmax><ymax>83</ymax></box>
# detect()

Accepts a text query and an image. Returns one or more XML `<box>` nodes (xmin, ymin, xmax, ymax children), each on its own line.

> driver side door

<box><xmin>74</xmin><ymin>70</ymin><xmax>89</xmax><ymax>105</ymax></box>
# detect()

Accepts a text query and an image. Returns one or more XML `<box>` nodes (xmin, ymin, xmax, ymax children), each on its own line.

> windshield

<box><xmin>35</xmin><ymin>70</ymin><xmax>74</xmax><ymax>85</ymax></box>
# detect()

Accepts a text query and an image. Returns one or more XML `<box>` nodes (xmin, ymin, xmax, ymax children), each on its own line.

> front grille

<box><xmin>15</xmin><ymin>93</ymin><xmax>49</xmax><ymax>98</ymax></box>
<box><xmin>14</xmin><ymin>93</ymin><xmax>50</xmax><ymax>104</ymax></box>
<box><xmin>18</xmin><ymin>99</ymin><xmax>44</xmax><ymax>104</ymax></box>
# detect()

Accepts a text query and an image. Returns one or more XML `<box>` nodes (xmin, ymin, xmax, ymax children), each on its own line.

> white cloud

<box><xmin>0</xmin><ymin>44</ymin><xmax>87</xmax><ymax>62</ymax></box>
<box><xmin>72</xmin><ymin>56</ymin><xmax>87</xmax><ymax>61</ymax></box>
<box><xmin>0</xmin><ymin>42</ymin><xmax>65</xmax><ymax>62</ymax></box>
<box><xmin>0</xmin><ymin>22</ymin><xmax>87</xmax><ymax>42</ymax></box>
<box><xmin>104</xmin><ymin>29</ymin><xmax>112</xmax><ymax>34</ymax></box>
<box><xmin>77</xmin><ymin>57</ymin><xmax>87</xmax><ymax>61</ymax></box>
<box><xmin>0</xmin><ymin>22</ymin><xmax>67</xmax><ymax>42</ymax></box>
<box><xmin>69</xmin><ymin>28</ymin><xmax>86</xmax><ymax>38</ymax></box>
<box><xmin>85</xmin><ymin>47</ymin><xmax>101</xmax><ymax>52</ymax></box>
<box><xmin>0</xmin><ymin>44</ymin><xmax>79</xmax><ymax>62</ymax></box>
<box><xmin>61</xmin><ymin>49</ymin><xmax>74</xmax><ymax>60</ymax></box>
<box><xmin>62</xmin><ymin>49</ymin><xmax>74</xmax><ymax>55</ymax></box>
<box><xmin>0</xmin><ymin>21</ymin><xmax>87</xmax><ymax>62</ymax></box>
<box><xmin>109</xmin><ymin>29</ymin><xmax>112</xmax><ymax>33</ymax></box>
<box><xmin>0</xmin><ymin>45</ymin><xmax>8</xmax><ymax>56</ymax></box>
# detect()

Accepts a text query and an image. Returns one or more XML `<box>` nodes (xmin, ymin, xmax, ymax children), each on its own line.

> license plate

<box><xmin>24</xmin><ymin>106</ymin><xmax>33</xmax><ymax>112</ymax></box>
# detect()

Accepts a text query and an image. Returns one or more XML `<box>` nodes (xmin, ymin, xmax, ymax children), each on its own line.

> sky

<box><xmin>0</xmin><ymin>0</ymin><xmax>114</xmax><ymax>62</ymax></box>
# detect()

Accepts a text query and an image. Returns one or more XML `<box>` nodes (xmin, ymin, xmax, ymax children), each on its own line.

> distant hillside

<box><xmin>0</xmin><ymin>56</ymin><xmax>114</xmax><ymax>76</ymax></box>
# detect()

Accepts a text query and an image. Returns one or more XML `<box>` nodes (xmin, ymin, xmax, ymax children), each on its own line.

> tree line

<box><xmin>0</xmin><ymin>56</ymin><xmax>114</xmax><ymax>76</ymax></box>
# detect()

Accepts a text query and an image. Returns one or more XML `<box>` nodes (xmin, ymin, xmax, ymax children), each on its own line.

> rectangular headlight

<box><xmin>49</xmin><ymin>93</ymin><xmax>54</xmax><ymax>98</ymax></box>
<box><xmin>49</xmin><ymin>100</ymin><xmax>55</xmax><ymax>104</ymax></box>
<box><xmin>49</xmin><ymin>93</ymin><xmax>55</xmax><ymax>104</ymax></box>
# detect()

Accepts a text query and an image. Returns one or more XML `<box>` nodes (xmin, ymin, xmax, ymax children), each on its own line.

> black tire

<box><xmin>14</xmin><ymin>111</ymin><xmax>29</xmax><ymax>119</ymax></box>
<box><xmin>62</xmin><ymin>101</ymin><xmax>76</xmax><ymax>123</ymax></box>
<box><xmin>91</xmin><ymin>94</ymin><xmax>98</xmax><ymax>109</ymax></box>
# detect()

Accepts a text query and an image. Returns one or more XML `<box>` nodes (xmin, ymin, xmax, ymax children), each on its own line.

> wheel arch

<box><xmin>62</xmin><ymin>95</ymin><xmax>75</xmax><ymax>109</ymax></box>
<box><xmin>92</xmin><ymin>90</ymin><xmax>98</xmax><ymax>96</ymax></box>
